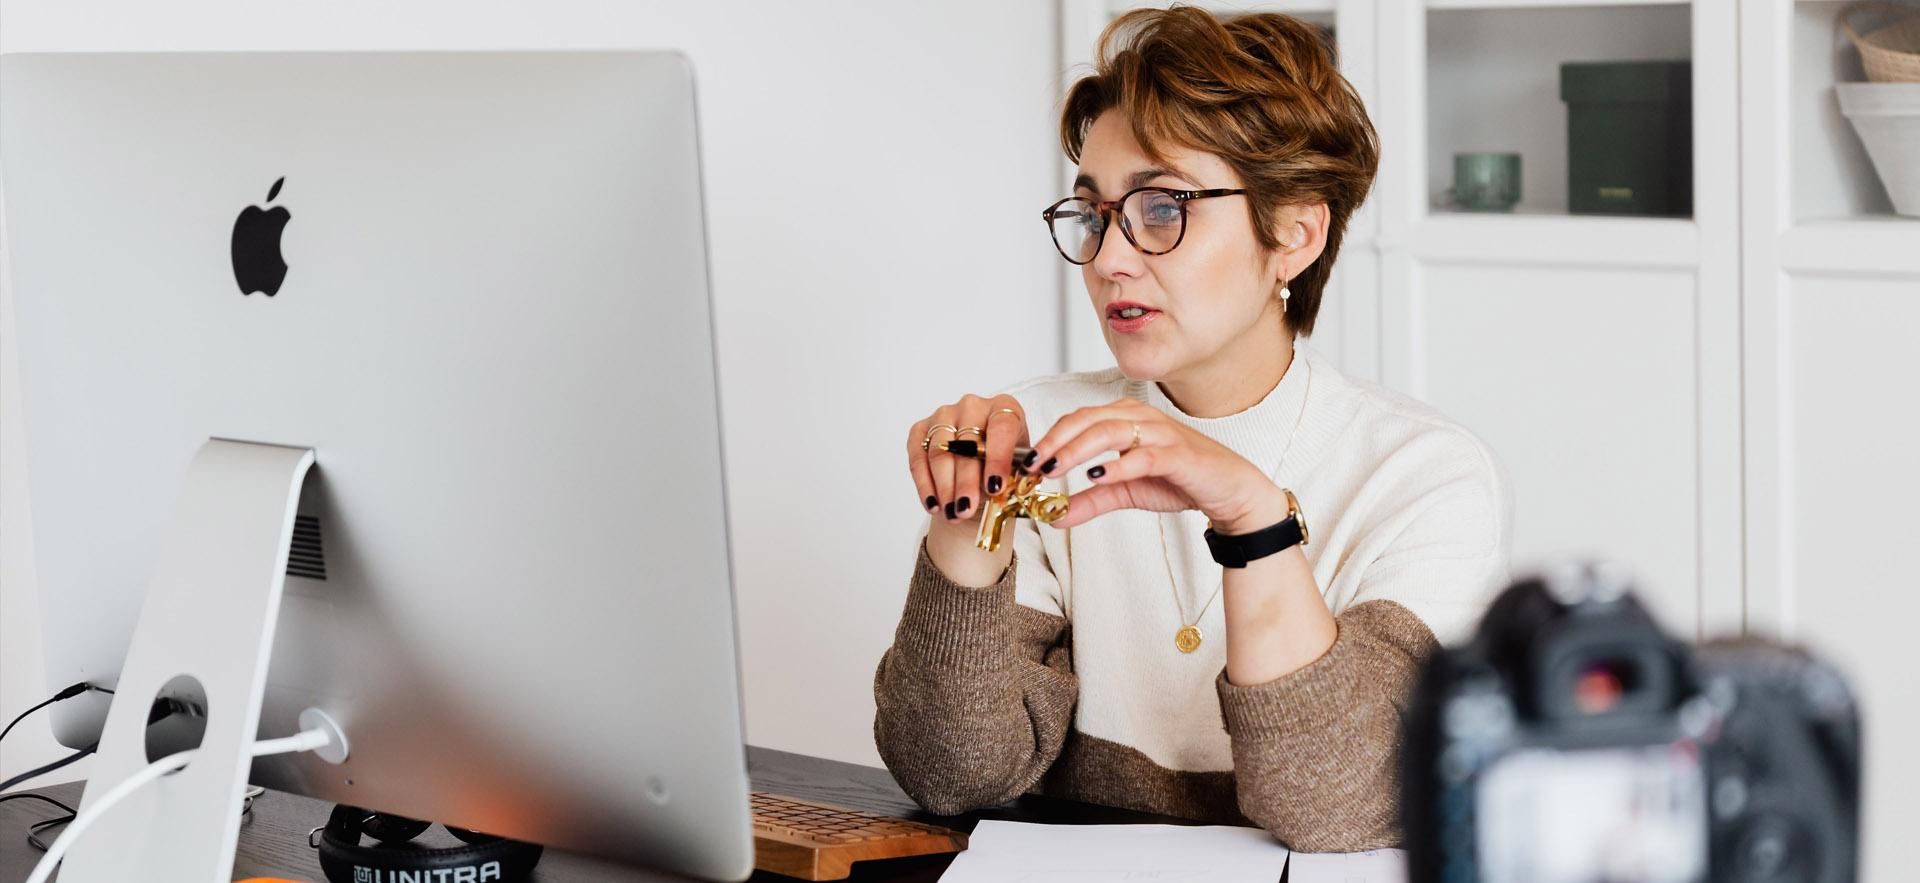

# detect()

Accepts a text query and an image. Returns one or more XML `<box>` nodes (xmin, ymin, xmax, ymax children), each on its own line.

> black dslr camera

<box><xmin>1402</xmin><ymin>564</ymin><xmax>1860</xmax><ymax>883</ymax></box>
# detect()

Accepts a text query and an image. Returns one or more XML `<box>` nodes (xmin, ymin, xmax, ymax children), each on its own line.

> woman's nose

<box><xmin>1090</xmin><ymin>218</ymin><xmax>1141</xmax><ymax>280</ymax></box>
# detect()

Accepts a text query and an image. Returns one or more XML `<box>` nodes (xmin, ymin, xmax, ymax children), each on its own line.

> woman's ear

<box><xmin>1275</xmin><ymin>203</ymin><xmax>1331</xmax><ymax>283</ymax></box>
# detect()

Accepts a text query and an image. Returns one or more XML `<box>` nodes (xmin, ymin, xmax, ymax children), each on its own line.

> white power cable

<box><xmin>248</xmin><ymin>727</ymin><xmax>334</xmax><ymax>758</ymax></box>
<box><xmin>25</xmin><ymin>726</ymin><xmax>336</xmax><ymax>883</ymax></box>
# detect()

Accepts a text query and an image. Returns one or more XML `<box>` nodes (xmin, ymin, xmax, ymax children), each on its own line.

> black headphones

<box><xmin>311</xmin><ymin>803</ymin><xmax>544</xmax><ymax>883</ymax></box>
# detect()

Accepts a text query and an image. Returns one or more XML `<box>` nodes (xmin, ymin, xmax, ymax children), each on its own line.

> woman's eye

<box><xmin>1142</xmin><ymin>200</ymin><xmax>1180</xmax><ymax>225</ymax></box>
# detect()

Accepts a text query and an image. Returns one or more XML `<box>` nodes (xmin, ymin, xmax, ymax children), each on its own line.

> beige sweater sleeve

<box><xmin>1214</xmin><ymin>599</ymin><xmax>1439</xmax><ymax>852</ymax></box>
<box><xmin>872</xmin><ymin>536</ymin><xmax>1078</xmax><ymax>814</ymax></box>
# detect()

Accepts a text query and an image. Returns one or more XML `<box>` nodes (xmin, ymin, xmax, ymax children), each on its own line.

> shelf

<box><xmin>1426</xmin><ymin>3</ymin><xmax>1694</xmax><ymax>216</ymax></box>
<box><xmin>1790</xmin><ymin>1</ymin><xmax>1916</xmax><ymax>223</ymax></box>
<box><xmin>1405</xmin><ymin>213</ymin><xmax>1699</xmax><ymax>268</ymax></box>
<box><xmin>1779</xmin><ymin>218</ymin><xmax>1920</xmax><ymax>276</ymax></box>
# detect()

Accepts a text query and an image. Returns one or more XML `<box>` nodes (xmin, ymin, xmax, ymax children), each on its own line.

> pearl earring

<box><xmin>1278</xmin><ymin>231</ymin><xmax>1300</xmax><ymax>314</ymax></box>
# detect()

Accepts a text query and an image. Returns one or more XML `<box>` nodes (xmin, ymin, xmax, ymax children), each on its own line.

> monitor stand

<box><xmin>60</xmin><ymin>438</ymin><xmax>328</xmax><ymax>883</ymax></box>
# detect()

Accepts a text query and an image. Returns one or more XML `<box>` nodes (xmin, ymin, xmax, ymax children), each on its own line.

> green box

<box><xmin>1559</xmin><ymin>60</ymin><xmax>1693</xmax><ymax>217</ymax></box>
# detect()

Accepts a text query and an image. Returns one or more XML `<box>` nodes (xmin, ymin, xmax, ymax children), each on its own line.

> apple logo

<box><xmin>231</xmin><ymin>177</ymin><xmax>291</xmax><ymax>296</ymax></box>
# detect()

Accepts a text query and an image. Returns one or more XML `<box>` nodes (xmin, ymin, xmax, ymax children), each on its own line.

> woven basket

<box><xmin>1844</xmin><ymin>2</ymin><xmax>1920</xmax><ymax>83</ymax></box>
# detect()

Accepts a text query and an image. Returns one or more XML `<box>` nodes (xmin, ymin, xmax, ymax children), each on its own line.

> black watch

<box><xmin>1203</xmin><ymin>488</ymin><xmax>1309</xmax><ymax>569</ymax></box>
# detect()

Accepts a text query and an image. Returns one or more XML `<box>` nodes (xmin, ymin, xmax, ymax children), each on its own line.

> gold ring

<box><xmin>1126</xmin><ymin>421</ymin><xmax>1141</xmax><ymax>453</ymax></box>
<box><xmin>992</xmin><ymin>407</ymin><xmax>1021</xmax><ymax>421</ymax></box>
<box><xmin>955</xmin><ymin>426</ymin><xmax>984</xmax><ymax>438</ymax></box>
<box><xmin>923</xmin><ymin>423</ymin><xmax>958</xmax><ymax>452</ymax></box>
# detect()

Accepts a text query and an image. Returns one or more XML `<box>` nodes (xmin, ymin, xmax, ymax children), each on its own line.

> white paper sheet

<box><xmin>1287</xmin><ymin>848</ymin><xmax>1409</xmax><ymax>883</ymax></box>
<box><xmin>937</xmin><ymin>820</ymin><xmax>1290</xmax><ymax>882</ymax></box>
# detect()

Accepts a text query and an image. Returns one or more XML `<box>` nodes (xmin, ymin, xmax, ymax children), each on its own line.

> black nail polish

<box><xmin>1022</xmin><ymin>450</ymin><xmax>1038</xmax><ymax>467</ymax></box>
<box><xmin>987</xmin><ymin>475</ymin><xmax>1002</xmax><ymax>494</ymax></box>
<box><xmin>957</xmin><ymin>497</ymin><xmax>971</xmax><ymax>513</ymax></box>
<box><xmin>1040</xmin><ymin>457</ymin><xmax>1057</xmax><ymax>474</ymax></box>
<box><xmin>925</xmin><ymin>495</ymin><xmax>938</xmax><ymax>510</ymax></box>
<box><xmin>1088</xmin><ymin>465</ymin><xmax>1105</xmax><ymax>479</ymax></box>
<box><xmin>943</xmin><ymin>501</ymin><xmax>956</xmax><ymax>519</ymax></box>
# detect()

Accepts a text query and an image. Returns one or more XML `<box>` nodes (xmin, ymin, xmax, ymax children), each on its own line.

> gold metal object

<box><xmin>1157</xmin><ymin>512</ymin><xmax>1224</xmax><ymax>654</ymax></box>
<box><xmin>974</xmin><ymin>470</ymin><xmax>1069</xmax><ymax>552</ymax></box>
<box><xmin>1282</xmin><ymin>487</ymin><xmax>1310</xmax><ymax>547</ymax></box>
<box><xmin>922</xmin><ymin>423</ymin><xmax>958</xmax><ymax>452</ymax></box>
<box><xmin>1126</xmin><ymin>421</ymin><xmax>1141</xmax><ymax>453</ymax></box>
<box><xmin>1153</xmin><ymin>356</ymin><xmax>1315</xmax><ymax>653</ymax></box>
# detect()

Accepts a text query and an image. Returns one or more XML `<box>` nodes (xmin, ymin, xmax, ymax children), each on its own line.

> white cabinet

<box><xmin>1377</xmin><ymin>0</ymin><xmax>1746</xmax><ymax>640</ymax></box>
<box><xmin>1743</xmin><ymin>6</ymin><xmax>1920</xmax><ymax>882</ymax></box>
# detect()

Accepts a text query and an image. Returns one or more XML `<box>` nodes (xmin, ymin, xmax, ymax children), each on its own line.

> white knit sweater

<box><xmin>981</xmin><ymin>341</ymin><xmax>1513</xmax><ymax>776</ymax></box>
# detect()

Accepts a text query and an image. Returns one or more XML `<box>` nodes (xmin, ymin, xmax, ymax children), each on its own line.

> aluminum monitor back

<box><xmin>0</xmin><ymin>50</ymin><xmax>753</xmax><ymax>881</ymax></box>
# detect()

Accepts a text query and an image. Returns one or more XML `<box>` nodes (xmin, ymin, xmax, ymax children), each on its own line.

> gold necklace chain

<box><xmin>1156</xmin><ymin>353</ymin><xmax>1312</xmax><ymax>654</ymax></box>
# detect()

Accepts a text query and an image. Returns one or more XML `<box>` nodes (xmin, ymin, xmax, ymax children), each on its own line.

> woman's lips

<box><xmin>1108</xmin><ymin>309</ymin><xmax>1160</xmax><ymax>333</ymax></box>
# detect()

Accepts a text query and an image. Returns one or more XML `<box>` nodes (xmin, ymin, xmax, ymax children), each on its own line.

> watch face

<box><xmin>1283</xmin><ymin>488</ymin><xmax>1308</xmax><ymax>546</ymax></box>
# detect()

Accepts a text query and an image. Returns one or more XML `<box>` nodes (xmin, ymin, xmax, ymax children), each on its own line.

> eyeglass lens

<box><xmin>1048</xmin><ymin>190</ymin><xmax>1186</xmax><ymax>264</ymax></box>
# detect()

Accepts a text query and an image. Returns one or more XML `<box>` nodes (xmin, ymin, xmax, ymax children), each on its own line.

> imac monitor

<box><xmin>0</xmin><ymin>51</ymin><xmax>754</xmax><ymax>880</ymax></box>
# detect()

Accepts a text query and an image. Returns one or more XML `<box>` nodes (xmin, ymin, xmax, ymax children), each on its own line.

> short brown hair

<box><xmin>1060</xmin><ymin>6</ymin><xmax>1379</xmax><ymax>336</ymax></box>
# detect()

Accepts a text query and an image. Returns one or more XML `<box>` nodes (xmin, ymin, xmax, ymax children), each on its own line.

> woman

<box><xmin>875</xmin><ymin>7</ymin><xmax>1510</xmax><ymax>852</ymax></box>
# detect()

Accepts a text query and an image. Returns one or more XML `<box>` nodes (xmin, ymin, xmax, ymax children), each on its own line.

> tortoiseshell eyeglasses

<box><xmin>1040</xmin><ymin>187</ymin><xmax>1247</xmax><ymax>265</ymax></box>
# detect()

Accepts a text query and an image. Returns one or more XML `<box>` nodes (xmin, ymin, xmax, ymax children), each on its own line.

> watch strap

<box><xmin>1203</xmin><ymin>515</ymin><xmax>1304</xmax><ymax>569</ymax></box>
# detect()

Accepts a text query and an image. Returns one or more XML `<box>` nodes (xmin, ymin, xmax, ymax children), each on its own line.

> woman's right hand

<box><xmin>906</xmin><ymin>393</ymin><xmax>1029</xmax><ymax>586</ymax></box>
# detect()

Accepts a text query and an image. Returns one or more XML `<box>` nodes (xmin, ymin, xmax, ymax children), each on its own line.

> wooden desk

<box><xmin>0</xmin><ymin>746</ymin><xmax>1206</xmax><ymax>882</ymax></box>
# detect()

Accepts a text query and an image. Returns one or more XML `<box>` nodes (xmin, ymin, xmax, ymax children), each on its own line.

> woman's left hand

<box><xmin>1027</xmin><ymin>398</ymin><xmax>1290</xmax><ymax>533</ymax></box>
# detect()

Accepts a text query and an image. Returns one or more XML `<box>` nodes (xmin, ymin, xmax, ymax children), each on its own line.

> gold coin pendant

<box><xmin>1174</xmin><ymin>625</ymin><xmax>1203</xmax><ymax>654</ymax></box>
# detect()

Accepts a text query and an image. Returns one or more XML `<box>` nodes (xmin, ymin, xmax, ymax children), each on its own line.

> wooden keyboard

<box><xmin>751</xmin><ymin>791</ymin><xmax>968</xmax><ymax>881</ymax></box>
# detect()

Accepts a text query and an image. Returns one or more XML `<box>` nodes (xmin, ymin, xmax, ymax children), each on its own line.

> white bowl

<box><xmin>1838</xmin><ymin>82</ymin><xmax>1920</xmax><ymax>217</ymax></box>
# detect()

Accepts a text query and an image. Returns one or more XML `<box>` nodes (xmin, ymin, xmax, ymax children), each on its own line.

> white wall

<box><xmin>0</xmin><ymin>0</ymin><xmax>1065</xmax><ymax>780</ymax></box>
